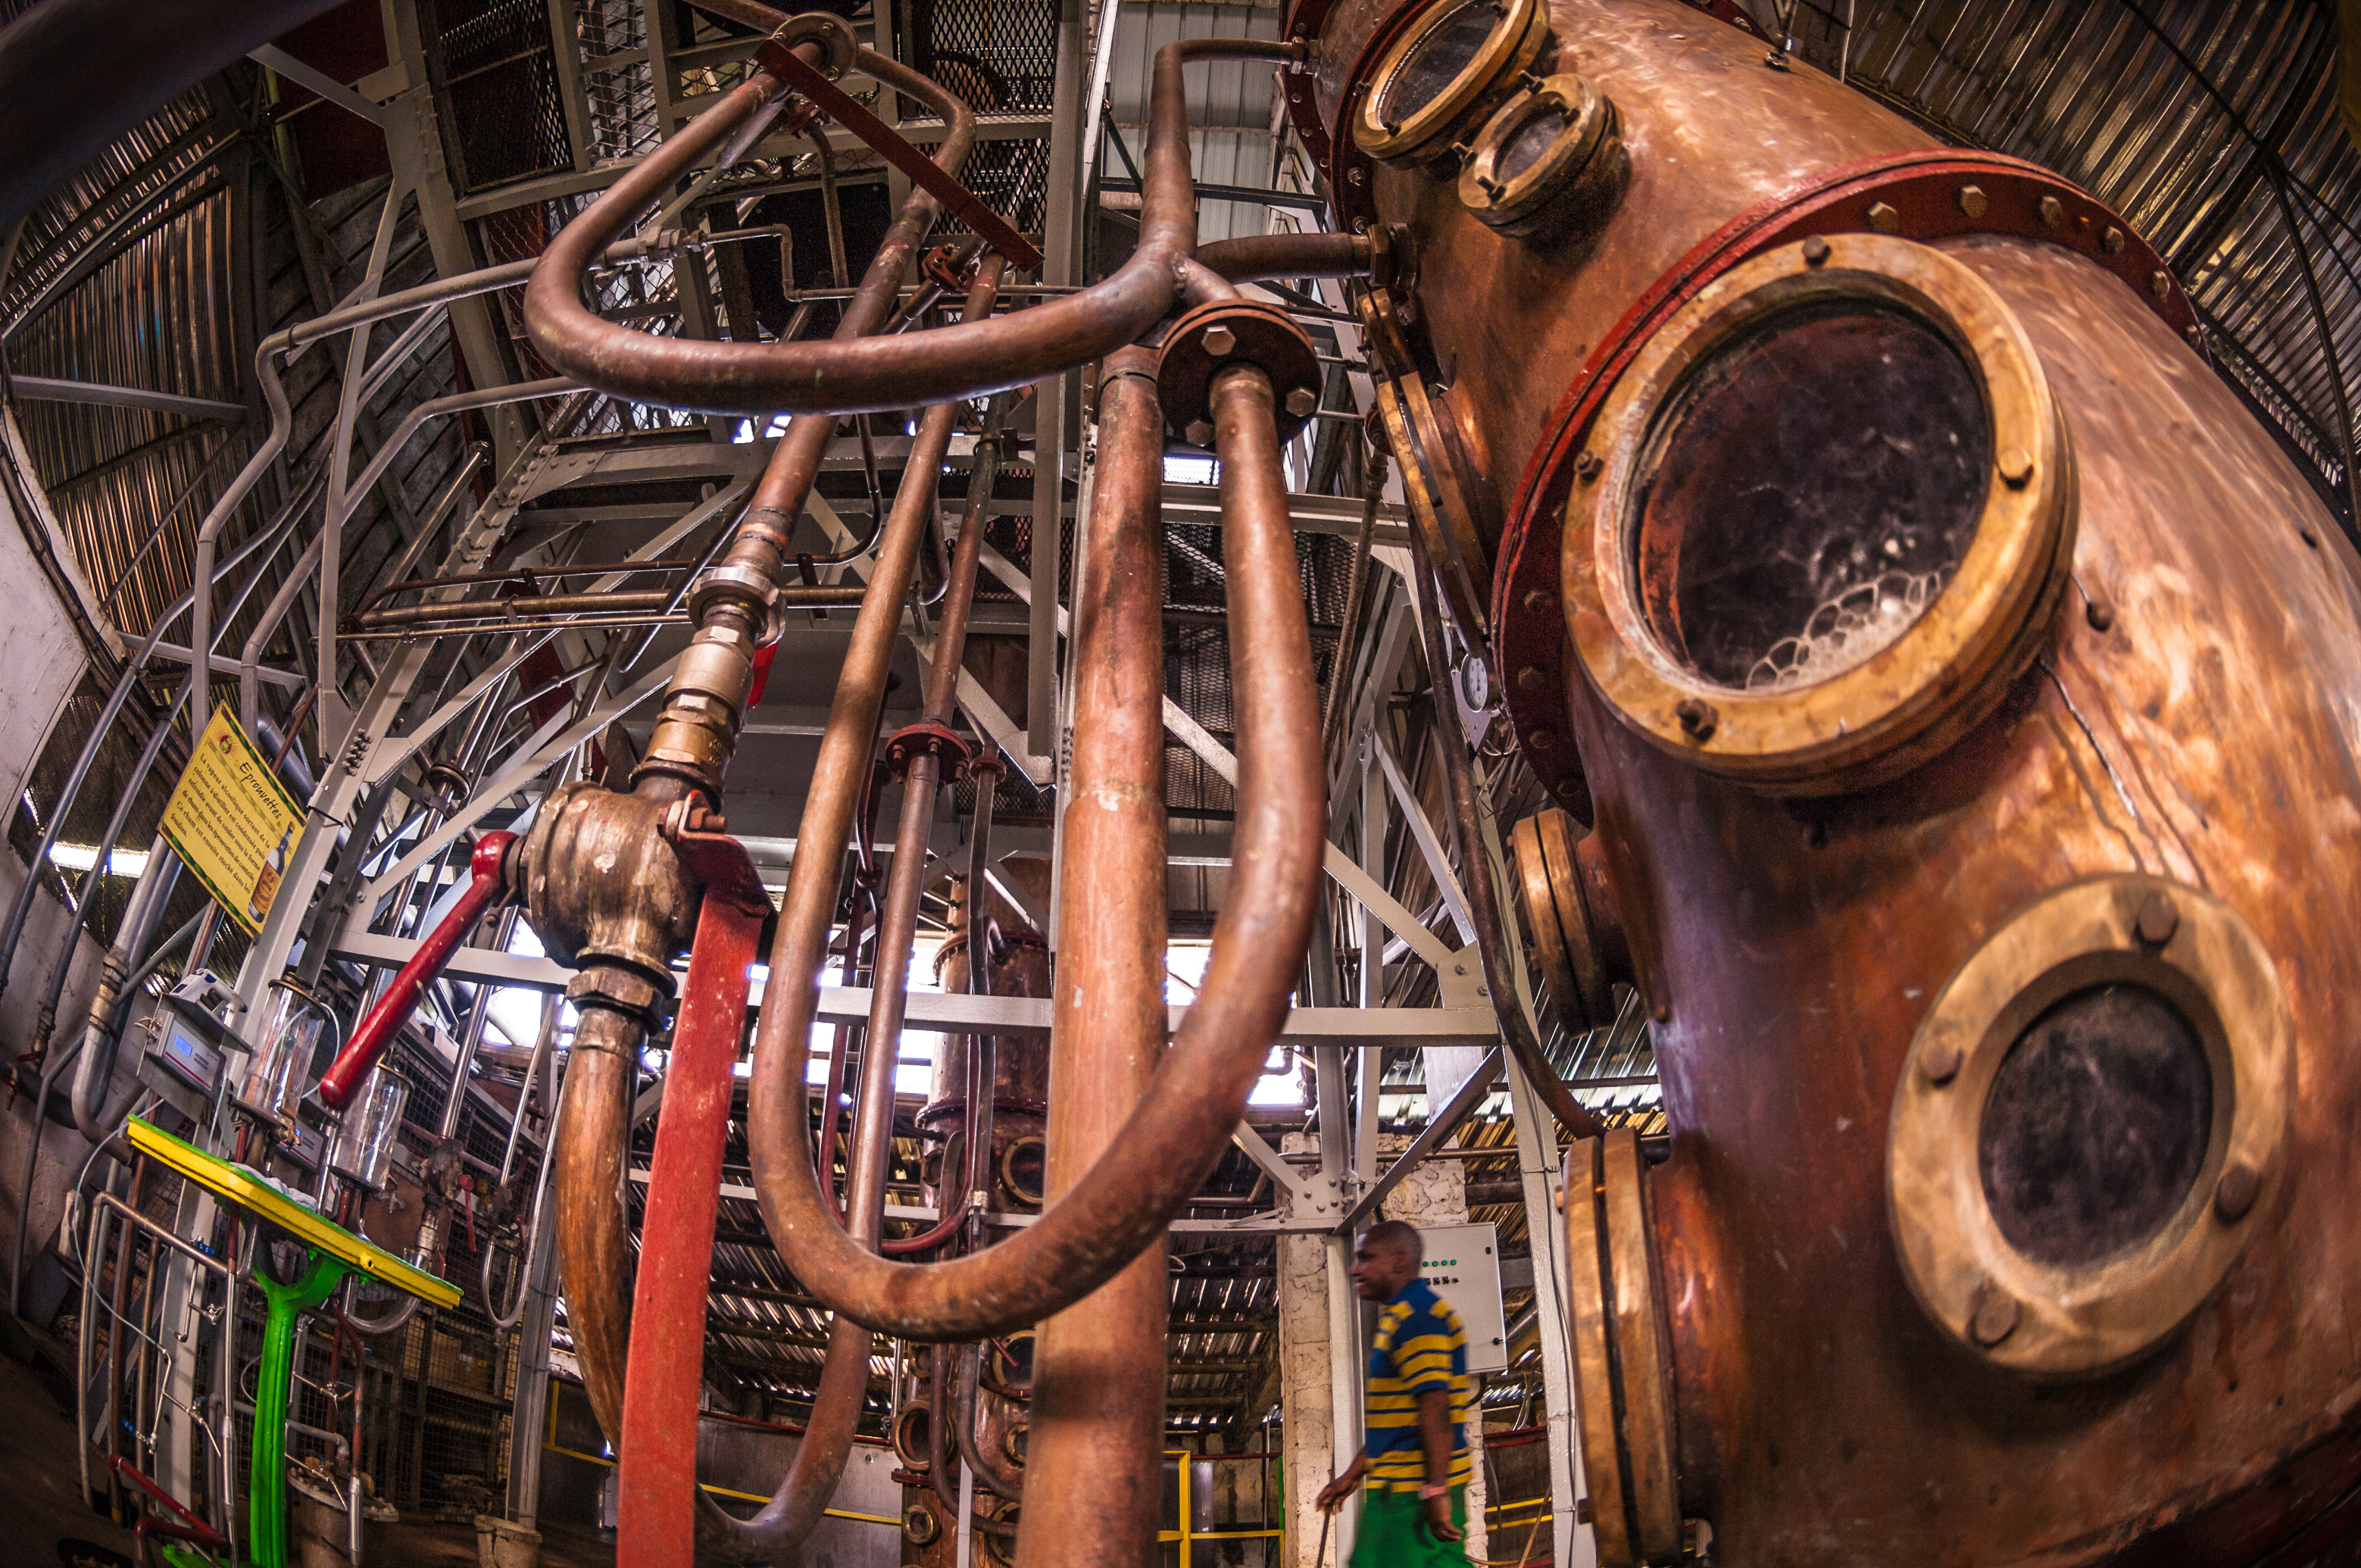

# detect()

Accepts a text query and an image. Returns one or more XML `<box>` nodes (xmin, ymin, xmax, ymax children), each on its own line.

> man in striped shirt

<box><xmin>1315</xmin><ymin>1220</ymin><xmax>1473</xmax><ymax>1565</ymax></box>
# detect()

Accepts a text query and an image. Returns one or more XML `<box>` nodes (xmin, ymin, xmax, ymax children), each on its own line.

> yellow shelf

<box><xmin>126</xmin><ymin>1117</ymin><xmax>461</xmax><ymax>1310</ymax></box>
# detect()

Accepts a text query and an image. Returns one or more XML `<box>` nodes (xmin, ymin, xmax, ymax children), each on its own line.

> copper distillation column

<box><xmin>1274</xmin><ymin>0</ymin><xmax>2361</xmax><ymax>1561</ymax></box>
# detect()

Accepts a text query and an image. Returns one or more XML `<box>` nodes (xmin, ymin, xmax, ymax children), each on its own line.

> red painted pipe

<box><xmin>318</xmin><ymin>831</ymin><xmax>515</xmax><ymax>1110</ymax></box>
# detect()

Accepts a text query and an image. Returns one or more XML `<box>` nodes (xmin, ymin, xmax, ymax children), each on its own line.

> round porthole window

<box><xmin>1563</xmin><ymin>233</ymin><xmax>2075</xmax><ymax>795</ymax></box>
<box><xmin>1887</xmin><ymin>876</ymin><xmax>2290</xmax><ymax>1378</ymax></box>
<box><xmin>1353</xmin><ymin>0</ymin><xmax>1550</xmax><ymax>170</ymax></box>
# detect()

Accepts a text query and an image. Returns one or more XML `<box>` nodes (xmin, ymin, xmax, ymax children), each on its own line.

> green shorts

<box><xmin>1349</xmin><ymin>1484</ymin><xmax>1469</xmax><ymax>1568</ymax></box>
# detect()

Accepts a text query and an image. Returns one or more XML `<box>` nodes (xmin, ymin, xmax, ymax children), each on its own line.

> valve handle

<box><xmin>317</xmin><ymin>832</ymin><xmax>517</xmax><ymax>1110</ymax></box>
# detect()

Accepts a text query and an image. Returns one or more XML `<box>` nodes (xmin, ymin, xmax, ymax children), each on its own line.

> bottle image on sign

<box><xmin>249</xmin><ymin>826</ymin><xmax>292</xmax><ymax>925</ymax></box>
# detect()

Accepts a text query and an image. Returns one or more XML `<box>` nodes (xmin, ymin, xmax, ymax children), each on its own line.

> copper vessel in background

<box><xmin>1283</xmin><ymin>0</ymin><xmax>2361</xmax><ymax>1560</ymax></box>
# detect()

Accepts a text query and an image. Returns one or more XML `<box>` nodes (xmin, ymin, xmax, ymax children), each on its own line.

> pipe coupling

<box><xmin>686</xmin><ymin>561</ymin><xmax>779</xmax><ymax>626</ymax></box>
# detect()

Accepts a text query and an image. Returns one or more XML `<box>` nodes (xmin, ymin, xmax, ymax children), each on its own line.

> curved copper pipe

<box><xmin>525</xmin><ymin>36</ymin><xmax>1301</xmax><ymax>416</ymax></box>
<box><xmin>551</xmin><ymin>1003</ymin><xmax>643</xmax><ymax>1443</ymax></box>
<box><xmin>957</xmin><ymin>1342</ymin><xmax>1025</xmax><ymax>1498</ymax></box>
<box><xmin>742</xmin><ymin>330</ymin><xmax>1325</xmax><ymax>1342</ymax></box>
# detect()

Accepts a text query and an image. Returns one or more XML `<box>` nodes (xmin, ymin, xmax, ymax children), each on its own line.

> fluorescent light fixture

<box><xmin>48</xmin><ymin>843</ymin><xmax>149</xmax><ymax>877</ymax></box>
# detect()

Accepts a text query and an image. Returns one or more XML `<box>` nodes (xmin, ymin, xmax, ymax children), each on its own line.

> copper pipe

<box><xmin>1017</xmin><ymin>350</ymin><xmax>1174</xmax><ymax>1564</ymax></box>
<box><xmin>956</xmin><ymin>1342</ymin><xmax>1025</xmax><ymax>1498</ymax></box>
<box><xmin>525</xmin><ymin>37</ymin><xmax>1301</xmax><ymax>417</ymax></box>
<box><xmin>551</xmin><ymin>1002</ymin><xmax>643</xmax><ymax>1443</ymax></box>
<box><xmin>742</xmin><ymin>341</ymin><xmax>1325</xmax><ymax>1342</ymax></box>
<box><xmin>1404</xmin><ymin>521</ymin><xmax>1598</xmax><ymax>1139</ymax></box>
<box><xmin>1197</xmin><ymin>231</ymin><xmax>1374</xmax><ymax>282</ymax></box>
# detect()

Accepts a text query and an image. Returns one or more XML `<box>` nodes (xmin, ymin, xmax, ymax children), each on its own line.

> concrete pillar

<box><xmin>1276</xmin><ymin>1135</ymin><xmax>1489</xmax><ymax>1568</ymax></box>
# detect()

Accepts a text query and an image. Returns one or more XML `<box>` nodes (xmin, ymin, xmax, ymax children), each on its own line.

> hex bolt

<box><xmin>2038</xmin><ymin>195</ymin><xmax>2066</xmax><ymax>229</ymax></box>
<box><xmin>2151</xmin><ymin>270</ymin><xmax>2172</xmax><ymax>298</ymax></box>
<box><xmin>1516</xmin><ymin>665</ymin><xmax>1545</xmax><ymax>690</ymax></box>
<box><xmin>1996</xmin><ymin>446</ymin><xmax>2035</xmax><ymax>487</ymax></box>
<box><xmin>1284</xmin><ymin>386</ymin><xmax>1319</xmax><ymax>419</ymax></box>
<box><xmin>1957</xmin><ymin>184</ymin><xmax>1988</xmax><ymax>219</ymax></box>
<box><xmin>1523</xmin><ymin>588</ymin><xmax>1554</xmax><ymax>613</ymax></box>
<box><xmin>1348</xmin><ymin>167</ymin><xmax>1366</xmax><ymax>186</ymax></box>
<box><xmin>1866</xmin><ymin>201</ymin><xmax>1900</xmax><ymax>233</ymax></box>
<box><xmin>2214</xmin><ymin>1160</ymin><xmax>2260</xmax><ymax>1223</ymax></box>
<box><xmin>1529</xmin><ymin>729</ymin><xmax>1557</xmax><ymax>749</ymax></box>
<box><xmin>1202</xmin><ymin>324</ymin><xmax>1238</xmax><ymax>358</ymax></box>
<box><xmin>2085</xmin><ymin>598</ymin><xmax>2115</xmax><ymax>632</ymax></box>
<box><xmin>1573</xmin><ymin>450</ymin><xmax>1604</xmax><ymax>482</ymax></box>
<box><xmin>1185</xmin><ymin>419</ymin><xmax>1214</xmax><ymax>447</ymax></box>
<box><xmin>1969</xmin><ymin>1286</ymin><xmax>2021</xmax><ymax>1347</ymax></box>
<box><xmin>1920</xmin><ymin>1037</ymin><xmax>1963</xmax><ymax>1086</ymax></box>
<box><xmin>1801</xmin><ymin>235</ymin><xmax>1832</xmax><ymax>267</ymax></box>
<box><xmin>1674</xmin><ymin>698</ymin><xmax>1717</xmax><ymax>742</ymax></box>
<box><xmin>2135</xmin><ymin>889</ymin><xmax>2180</xmax><ymax>946</ymax></box>
<box><xmin>2103</xmin><ymin>226</ymin><xmax>2127</xmax><ymax>255</ymax></box>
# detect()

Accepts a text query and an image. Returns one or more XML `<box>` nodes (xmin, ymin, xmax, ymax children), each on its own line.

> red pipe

<box><xmin>617</xmin><ymin>829</ymin><xmax>771</xmax><ymax>1567</ymax></box>
<box><xmin>319</xmin><ymin>832</ymin><xmax>514</xmax><ymax>1110</ymax></box>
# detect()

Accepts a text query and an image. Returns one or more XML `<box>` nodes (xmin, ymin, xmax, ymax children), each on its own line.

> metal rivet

<box><xmin>1969</xmin><ymin>1286</ymin><xmax>2020</xmax><ymax>1347</ymax></box>
<box><xmin>1185</xmin><ymin>420</ymin><xmax>1213</xmax><ymax>447</ymax></box>
<box><xmin>1348</xmin><ymin>167</ymin><xmax>1366</xmax><ymax>186</ymax></box>
<box><xmin>2085</xmin><ymin>598</ymin><xmax>2114</xmax><ymax>632</ymax></box>
<box><xmin>1557</xmin><ymin>773</ymin><xmax>1582</xmax><ymax>794</ymax></box>
<box><xmin>1866</xmin><ymin>201</ymin><xmax>1900</xmax><ymax>233</ymax></box>
<box><xmin>2102</xmin><ymin>226</ymin><xmax>2126</xmax><ymax>255</ymax></box>
<box><xmin>2135</xmin><ymin>890</ymin><xmax>2180</xmax><ymax>946</ymax></box>
<box><xmin>1523</xmin><ymin>589</ymin><xmax>1554</xmax><ymax>613</ymax></box>
<box><xmin>1284</xmin><ymin>386</ymin><xmax>1319</xmax><ymax>419</ymax></box>
<box><xmin>2215</xmin><ymin>1161</ymin><xmax>2260</xmax><ymax>1223</ymax></box>
<box><xmin>1996</xmin><ymin>446</ymin><xmax>2035</xmax><ymax>487</ymax></box>
<box><xmin>1653</xmin><ymin>1004</ymin><xmax>1670</xmax><ymax>1023</ymax></box>
<box><xmin>1516</xmin><ymin>665</ymin><xmax>1545</xmax><ymax>691</ymax></box>
<box><xmin>1529</xmin><ymin>729</ymin><xmax>1556</xmax><ymax>749</ymax></box>
<box><xmin>1921</xmin><ymin>1037</ymin><xmax>1963</xmax><ymax>1085</ymax></box>
<box><xmin>1957</xmin><ymin>184</ymin><xmax>1988</xmax><ymax>220</ymax></box>
<box><xmin>1674</xmin><ymin>698</ymin><xmax>1717</xmax><ymax>742</ymax></box>
<box><xmin>1572</xmin><ymin>450</ymin><xmax>1604</xmax><ymax>483</ymax></box>
<box><xmin>2038</xmin><ymin>195</ymin><xmax>2066</xmax><ymax>229</ymax></box>
<box><xmin>2151</xmin><ymin>269</ymin><xmax>2172</xmax><ymax>298</ymax></box>
<box><xmin>1202</xmin><ymin>324</ymin><xmax>1237</xmax><ymax>358</ymax></box>
<box><xmin>1454</xmin><ymin>963</ymin><xmax>1469</xmax><ymax>976</ymax></box>
<box><xmin>1801</xmin><ymin>235</ymin><xmax>1832</xmax><ymax>267</ymax></box>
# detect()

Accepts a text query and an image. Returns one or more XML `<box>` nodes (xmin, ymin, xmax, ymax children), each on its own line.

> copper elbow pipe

<box><xmin>524</xmin><ymin>36</ymin><xmax>1301</xmax><ymax>416</ymax></box>
<box><xmin>742</xmin><ymin>339</ymin><xmax>1326</xmax><ymax>1342</ymax></box>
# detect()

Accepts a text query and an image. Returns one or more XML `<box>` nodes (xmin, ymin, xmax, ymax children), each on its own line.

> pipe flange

<box><xmin>884</xmin><ymin>720</ymin><xmax>974</xmax><ymax>778</ymax></box>
<box><xmin>901</xmin><ymin>1500</ymin><xmax>942</xmax><ymax>1546</ymax></box>
<box><xmin>686</xmin><ymin>561</ymin><xmax>778</xmax><ymax>625</ymax></box>
<box><xmin>1156</xmin><ymin>299</ymin><xmax>1323</xmax><ymax>445</ymax></box>
<box><xmin>764</xmin><ymin>12</ymin><xmax>857</xmax><ymax>80</ymax></box>
<box><xmin>924</xmin><ymin>242</ymin><xmax>981</xmax><ymax>292</ymax></box>
<box><xmin>420</xmin><ymin>761</ymin><xmax>472</xmax><ymax>813</ymax></box>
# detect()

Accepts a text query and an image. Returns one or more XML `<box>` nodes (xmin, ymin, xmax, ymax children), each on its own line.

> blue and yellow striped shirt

<box><xmin>1364</xmin><ymin>1276</ymin><xmax>1472</xmax><ymax>1491</ymax></box>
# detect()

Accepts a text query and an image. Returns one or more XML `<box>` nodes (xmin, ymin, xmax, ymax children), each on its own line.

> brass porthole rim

<box><xmin>1885</xmin><ymin>875</ymin><xmax>2291</xmax><ymax>1379</ymax></box>
<box><xmin>1352</xmin><ymin>0</ymin><xmax>1548</xmax><ymax>169</ymax></box>
<box><xmin>1459</xmin><ymin>72</ymin><xmax>1610</xmax><ymax>227</ymax></box>
<box><xmin>1563</xmin><ymin>233</ymin><xmax>2075</xmax><ymax>795</ymax></box>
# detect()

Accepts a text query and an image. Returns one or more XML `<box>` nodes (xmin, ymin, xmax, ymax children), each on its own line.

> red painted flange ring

<box><xmin>1491</xmin><ymin>147</ymin><xmax>2206</xmax><ymax>820</ymax></box>
<box><xmin>884</xmin><ymin>720</ymin><xmax>974</xmax><ymax>777</ymax></box>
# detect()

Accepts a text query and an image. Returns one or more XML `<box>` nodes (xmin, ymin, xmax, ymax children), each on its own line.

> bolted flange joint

<box><xmin>1155</xmin><ymin>298</ymin><xmax>1323</xmax><ymax>445</ymax></box>
<box><xmin>883</xmin><ymin>720</ymin><xmax>974</xmax><ymax>779</ymax></box>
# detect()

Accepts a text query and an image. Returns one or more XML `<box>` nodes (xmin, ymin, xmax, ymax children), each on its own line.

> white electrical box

<box><xmin>1417</xmin><ymin>1221</ymin><xmax>1509</xmax><ymax>1374</ymax></box>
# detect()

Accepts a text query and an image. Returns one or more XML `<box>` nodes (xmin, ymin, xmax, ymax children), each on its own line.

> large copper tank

<box><xmin>1282</xmin><ymin>0</ymin><xmax>2361</xmax><ymax>1561</ymax></box>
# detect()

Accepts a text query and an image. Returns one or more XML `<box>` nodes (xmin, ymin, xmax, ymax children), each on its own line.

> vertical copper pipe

<box><xmin>551</xmin><ymin>1002</ymin><xmax>645</xmax><ymax>1443</ymax></box>
<box><xmin>1009</xmin><ymin>345</ymin><xmax>1173</xmax><ymax>1568</ymax></box>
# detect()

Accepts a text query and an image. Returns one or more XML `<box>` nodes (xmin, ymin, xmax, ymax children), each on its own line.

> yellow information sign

<box><xmin>158</xmin><ymin>707</ymin><xmax>304</xmax><ymax>935</ymax></box>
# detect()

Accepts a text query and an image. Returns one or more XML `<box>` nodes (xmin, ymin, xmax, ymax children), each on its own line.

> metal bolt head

<box><xmin>1454</xmin><ymin>963</ymin><xmax>1469</xmax><ymax>976</ymax></box>
<box><xmin>1348</xmin><ymin>167</ymin><xmax>1366</xmax><ymax>186</ymax></box>
<box><xmin>1866</xmin><ymin>201</ymin><xmax>1900</xmax><ymax>234</ymax></box>
<box><xmin>2102</xmin><ymin>225</ymin><xmax>2127</xmax><ymax>255</ymax></box>
<box><xmin>1529</xmin><ymin>728</ymin><xmax>1556</xmax><ymax>750</ymax></box>
<box><xmin>1572</xmin><ymin>450</ymin><xmax>1604</xmax><ymax>483</ymax></box>
<box><xmin>1516</xmin><ymin>665</ymin><xmax>1545</xmax><ymax>691</ymax></box>
<box><xmin>1202</xmin><ymin>324</ymin><xmax>1238</xmax><ymax>358</ymax></box>
<box><xmin>1996</xmin><ymin>445</ymin><xmax>2035</xmax><ymax>487</ymax></box>
<box><xmin>1957</xmin><ymin>184</ymin><xmax>1988</xmax><ymax>220</ymax></box>
<box><xmin>1969</xmin><ymin>1285</ymin><xmax>2021</xmax><ymax>1347</ymax></box>
<box><xmin>1522</xmin><ymin>588</ymin><xmax>1554</xmax><ymax>614</ymax></box>
<box><xmin>2135</xmin><ymin>889</ymin><xmax>2180</xmax><ymax>946</ymax></box>
<box><xmin>1921</xmin><ymin>1036</ymin><xmax>1963</xmax><ymax>1086</ymax></box>
<box><xmin>2151</xmin><ymin>269</ymin><xmax>2172</xmax><ymax>298</ymax></box>
<box><xmin>1285</xmin><ymin>386</ymin><xmax>1319</xmax><ymax>419</ymax></box>
<box><xmin>2215</xmin><ymin>1160</ymin><xmax>2260</xmax><ymax>1223</ymax></box>
<box><xmin>1674</xmin><ymin>698</ymin><xmax>1717</xmax><ymax>742</ymax></box>
<box><xmin>2085</xmin><ymin>598</ymin><xmax>2115</xmax><ymax>632</ymax></box>
<box><xmin>1185</xmin><ymin>419</ymin><xmax>1214</xmax><ymax>448</ymax></box>
<box><xmin>1801</xmin><ymin>235</ymin><xmax>1832</xmax><ymax>267</ymax></box>
<box><xmin>2038</xmin><ymin>195</ymin><xmax>2066</xmax><ymax>229</ymax></box>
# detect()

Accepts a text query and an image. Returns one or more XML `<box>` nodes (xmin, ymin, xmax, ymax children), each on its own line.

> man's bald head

<box><xmin>1363</xmin><ymin>1219</ymin><xmax>1423</xmax><ymax>1263</ymax></box>
<box><xmin>1350</xmin><ymin>1219</ymin><xmax>1424</xmax><ymax>1300</ymax></box>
